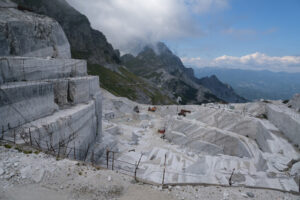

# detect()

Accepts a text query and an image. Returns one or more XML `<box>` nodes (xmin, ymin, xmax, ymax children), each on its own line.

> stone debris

<box><xmin>222</xmin><ymin>190</ymin><xmax>229</xmax><ymax>200</ymax></box>
<box><xmin>246</xmin><ymin>192</ymin><xmax>255</xmax><ymax>198</ymax></box>
<box><xmin>241</xmin><ymin>193</ymin><xmax>248</xmax><ymax>198</ymax></box>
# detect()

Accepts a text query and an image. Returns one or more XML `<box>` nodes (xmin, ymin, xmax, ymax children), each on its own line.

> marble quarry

<box><xmin>0</xmin><ymin>3</ymin><xmax>102</xmax><ymax>160</ymax></box>
<box><xmin>99</xmin><ymin>91</ymin><xmax>300</xmax><ymax>193</ymax></box>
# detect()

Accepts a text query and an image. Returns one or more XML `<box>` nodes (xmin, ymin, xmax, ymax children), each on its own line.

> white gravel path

<box><xmin>0</xmin><ymin>143</ymin><xmax>299</xmax><ymax>200</ymax></box>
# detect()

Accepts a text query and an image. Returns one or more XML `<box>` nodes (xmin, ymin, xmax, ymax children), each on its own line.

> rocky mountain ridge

<box><xmin>13</xmin><ymin>0</ymin><xmax>246</xmax><ymax>104</ymax></box>
<box><xmin>122</xmin><ymin>42</ymin><xmax>246</xmax><ymax>104</ymax></box>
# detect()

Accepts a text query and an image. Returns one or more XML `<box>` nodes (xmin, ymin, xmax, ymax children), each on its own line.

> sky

<box><xmin>67</xmin><ymin>0</ymin><xmax>300</xmax><ymax>72</ymax></box>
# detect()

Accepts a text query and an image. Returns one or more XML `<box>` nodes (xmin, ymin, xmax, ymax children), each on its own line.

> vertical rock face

<box><xmin>0</xmin><ymin>6</ymin><xmax>71</xmax><ymax>58</ymax></box>
<box><xmin>266</xmin><ymin>104</ymin><xmax>300</xmax><ymax>149</ymax></box>
<box><xmin>12</xmin><ymin>0</ymin><xmax>120</xmax><ymax>65</ymax></box>
<box><xmin>0</xmin><ymin>2</ymin><xmax>102</xmax><ymax>160</ymax></box>
<box><xmin>288</xmin><ymin>93</ymin><xmax>300</xmax><ymax>112</ymax></box>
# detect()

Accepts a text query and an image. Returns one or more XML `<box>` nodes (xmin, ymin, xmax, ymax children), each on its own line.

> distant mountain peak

<box><xmin>122</xmin><ymin>42</ymin><xmax>247</xmax><ymax>104</ymax></box>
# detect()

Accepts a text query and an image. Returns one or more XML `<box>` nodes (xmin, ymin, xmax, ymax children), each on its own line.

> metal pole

<box><xmin>298</xmin><ymin>175</ymin><xmax>300</xmax><ymax>193</ymax></box>
<box><xmin>162</xmin><ymin>153</ymin><xmax>167</xmax><ymax>186</ymax></box>
<box><xmin>57</xmin><ymin>142</ymin><xmax>61</xmax><ymax>158</ymax></box>
<box><xmin>112</xmin><ymin>152</ymin><xmax>115</xmax><ymax>170</ymax></box>
<box><xmin>91</xmin><ymin>150</ymin><xmax>94</xmax><ymax>165</ymax></box>
<box><xmin>229</xmin><ymin>168</ymin><xmax>235</xmax><ymax>186</ymax></box>
<box><xmin>13</xmin><ymin>128</ymin><xmax>16</xmax><ymax>144</ymax></box>
<box><xmin>1</xmin><ymin>126</ymin><xmax>4</xmax><ymax>140</ymax></box>
<box><xmin>135</xmin><ymin>153</ymin><xmax>143</xmax><ymax>181</ymax></box>
<box><xmin>29</xmin><ymin>128</ymin><xmax>32</xmax><ymax>146</ymax></box>
<box><xmin>73</xmin><ymin>144</ymin><xmax>76</xmax><ymax>160</ymax></box>
<box><xmin>106</xmin><ymin>149</ymin><xmax>109</xmax><ymax>169</ymax></box>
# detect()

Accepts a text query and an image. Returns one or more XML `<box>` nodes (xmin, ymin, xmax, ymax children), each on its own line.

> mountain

<box><xmin>122</xmin><ymin>42</ymin><xmax>246</xmax><ymax>104</ymax></box>
<box><xmin>194</xmin><ymin>67</ymin><xmax>300</xmax><ymax>101</ymax></box>
<box><xmin>196</xmin><ymin>75</ymin><xmax>247</xmax><ymax>103</ymax></box>
<box><xmin>12</xmin><ymin>0</ymin><xmax>175</xmax><ymax>105</ymax></box>
<box><xmin>14</xmin><ymin>0</ymin><xmax>245</xmax><ymax>104</ymax></box>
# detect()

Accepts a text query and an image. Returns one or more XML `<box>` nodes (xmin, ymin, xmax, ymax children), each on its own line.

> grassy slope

<box><xmin>87</xmin><ymin>63</ymin><xmax>175</xmax><ymax>105</ymax></box>
<box><xmin>73</xmin><ymin>50</ymin><xmax>175</xmax><ymax>105</ymax></box>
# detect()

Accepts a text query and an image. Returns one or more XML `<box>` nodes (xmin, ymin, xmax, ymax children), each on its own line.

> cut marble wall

<box><xmin>0</xmin><ymin>2</ymin><xmax>102</xmax><ymax>161</ymax></box>
<box><xmin>0</xmin><ymin>57</ymin><xmax>87</xmax><ymax>84</ymax></box>
<box><xmin>267</xmin><ymin>104</ymin><xmax>300</xmax><ymax>148</ymax></box>
<box><xmin>0</xmin><ymin>7</ymin><xmax>71</xmax><ymax>58</ymax></box>
<box><xmin>0</xmin><ymin>81</ymin><xmax>58</xmax><ymax>132</ymax></box>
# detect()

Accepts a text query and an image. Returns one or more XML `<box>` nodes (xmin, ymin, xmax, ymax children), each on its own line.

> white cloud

<box><xmin>185</xmin><ymin>0</ymin><xmax>229</xmax><ymax>14</ymax></box>
<box><xmin>182</xmin><ymin>52</ymin><xmax>300</xmax><ymax>72</ymax></box>
<box><xmin>66</xmin><ymin>0</ymin><xmax>228</xmax><ymax>54</ymax></box>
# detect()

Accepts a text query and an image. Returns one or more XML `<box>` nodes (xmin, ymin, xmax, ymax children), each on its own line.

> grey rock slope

<box><xmin>0</xmin><ymin>3</ymin><xmax>70</xmax><ymax>58</ymax></box>
<box><xmin>12</xmin><ymin>0</ymin><xmax>120</xmax><ymax>65</ymax></box>
<box><xmin>122</xmin><ymin>42</ymin><xmax>245</xmax><ymax>104</ymax></box>
<box><xmin>197</xmin><ymin>75</ymin><xmax>247</xmax><ymax>103</ymax></box>
<box><xmin>0</xmin><ymin>3</ymin><xmax>104</xmax><ymax>160</ymax></box>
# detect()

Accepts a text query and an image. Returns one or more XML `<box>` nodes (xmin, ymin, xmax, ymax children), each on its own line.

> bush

<box><xmin>4</xmin><ymin>144</ymin><xmax>12</xmax><ymax>149</ymax></box>
<box><xmin>282</xmin><ymin>99</ymin><xmax>289</xmax><ymax>104</ymax></box>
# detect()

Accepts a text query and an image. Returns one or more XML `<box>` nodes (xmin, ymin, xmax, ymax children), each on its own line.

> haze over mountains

<box><xmin>194</xmin><ymin>67</ymin><xmax>300</xmax><ymax>101</ymax></box>
<box><xmin>13</xmin><ymin>0</ymin><xmax>246</xmax><ymax>105</ymax></box>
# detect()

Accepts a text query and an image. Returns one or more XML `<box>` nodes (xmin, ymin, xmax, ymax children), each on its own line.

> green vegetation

<box><xmin>14</xmin><ymin>146</ymin><xmax>33</xmax><ymax>154</ymax></box>
<box><xmin>86</xmin><ymin>63</ymin><xmax>174</xmax><ymax>105</ymax></box>
<box><xmin>4</xmin><ymin>144</ymin><xmax>12</xmax><ymax>149</ymax></box>
<box><xmin>144</xmin><ymin>72</ymin><xmax>163</xmax><ymax>80</ymax></box>
<box><xmin>23</xmin><ymin>150</ymin><xmax>33</xmax><ymax>154</ymax></box>
<box><xmin>282</xmin><ymin>99</ymin><xmax>289</xmax><ymax>104</ymax></box>
<box><xmin>87</xmin><ymin>63</ymin><xmax>137</xmax><ymax>100</ymax></box>
<box><xmin>34</xmin><ymin>150</ymin><xmax>40</xmax><ymax>154</ymax></box>
<box><xmin>71</xmin><ymin>50</ymin><xmax>91</xmax><ymax>60</ymax></box>
<box><xmin>72</xmin><ymin>49</ymin><xmax>174</xmax><ymax>104</ymax></box>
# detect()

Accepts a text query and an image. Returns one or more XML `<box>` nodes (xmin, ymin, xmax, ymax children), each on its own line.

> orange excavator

<box><xmin>178</xmin><ymin>109</ymin><xmax>191</xmax><ymax>117</ymax></box>
<box><xmin>158</xmin><ymin>129</ymin><xmax>165</xmax><ymax>134</ymax></box>
<box><xmin>148</xmin><ymin>107</ymin><xmax>157</xmax><ymax>112</ymax></box>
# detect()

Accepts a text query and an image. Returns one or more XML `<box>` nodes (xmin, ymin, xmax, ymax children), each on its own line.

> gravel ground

<box><xmin>0</xmin><ymin>143</ymin><xmax>299</xmax><ymax>200</ymax></box>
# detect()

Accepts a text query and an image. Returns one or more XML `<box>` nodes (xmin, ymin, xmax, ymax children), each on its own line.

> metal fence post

<box><xmin>74</xmin><ymin>144</ymin><xmax>76</xmax><ymax>160</ymax></box>
<box><xmin>135</xmin><ymin>153</ymin><xmax>143</xmax><ymax>181</ymax></box>
<box><xmin>1</xmin><ymin>126</ymin><xmax>4</xmax><ymax>140</ymax></box>
<box><xmin>57</xmin><ymin>141</ymin><xmax>61</xmax><ymax>158</ymax></box>
<box><xmin>106</xmin><ymin>149</ymin><xmax>109</xmax><ymax>169</ymax></box>
<box><xmin>229</xmin><ymin>168</ymin><xmax>235</xmax><ymax>186</ymax></box>
<box><xmin>91</xmin><ymin>150</ymin><xmax>94</xmax><ymax>165</ymax></box>
<box><xmin>29</xmin><ymin>128</ymin><xmax>32</xmax><ymax>146</ymax></box>
<box><xmin>298</xmin><ymin>175</ymin><xmax>300</xmax><ymax>193</ymax></box>
<box><xmin>162</xmin><ymin>153</ymin><xmax>167</xmax><ymax>186</ymax></box>
<box><xmin>13</xmin><ymin>128</ymin><xmax>16</xmax><ymax>144</ymax></box>
<box><xmin>112</xmin><ymin>151</ymin><xmax>115</xmax><ymax>170</ymax></box>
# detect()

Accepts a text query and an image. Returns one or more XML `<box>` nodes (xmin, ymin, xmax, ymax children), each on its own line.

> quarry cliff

<box><xmin>0</xmin><ymin>1</ymin><xmax>104</xmax><ymax>160</ymax></box>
